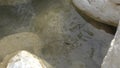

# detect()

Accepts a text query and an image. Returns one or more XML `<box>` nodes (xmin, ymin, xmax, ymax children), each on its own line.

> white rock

<box><xmin>72</xmin><ymin>0</ymin><xmax>120</xmax><ymax>26</ymax></box>
<box><xmin>6</xmin><ymin>50</ymin><xmax>46</xmax><ymax>68</ymax></box>
<box><xmin>101</xmin><ymin>21</ymin><xmax>120</xmax><ymax>68</ymax></box>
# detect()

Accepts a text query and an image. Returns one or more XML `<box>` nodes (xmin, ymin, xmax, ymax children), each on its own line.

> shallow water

<box><xmin>0</xmin><ymin>0</ymin><xmax>114</xmax><ymax>68</ymax></box>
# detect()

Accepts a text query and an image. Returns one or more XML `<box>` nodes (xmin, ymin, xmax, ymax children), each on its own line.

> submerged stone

<box><xmin>0</xmin><ymin>32</ymin><xmax>42</xmax><ymax>61</ymax></box>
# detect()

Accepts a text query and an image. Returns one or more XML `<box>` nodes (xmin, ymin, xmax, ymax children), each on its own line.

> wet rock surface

<box><xmin>0</xmin><ymin>0</ymin><xmax>114</xmax><ymax>68</ymax></box>
<box><xmin>72</xmin><ymin>0</ymin><xmax>120</xmax><ymax>26</ymax></box>
<box><xmin>101</xmin><ymin>23</ymin><xmax>120</xmax><ymax>68</ymax></box>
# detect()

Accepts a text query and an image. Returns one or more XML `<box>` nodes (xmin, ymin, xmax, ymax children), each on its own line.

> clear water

<box><xmin>0</xmin><ymin>0</ymin><xmax>114</xmax><ymax>68</ymax></box>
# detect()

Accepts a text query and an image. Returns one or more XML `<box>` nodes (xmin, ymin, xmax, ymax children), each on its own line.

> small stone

<box><xmin>6</xmin><ymin>50</ymin><xmax>46</xmax><ymax>68</ymax></box>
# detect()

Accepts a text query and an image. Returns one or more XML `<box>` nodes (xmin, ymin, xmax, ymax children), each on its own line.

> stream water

<box><xmin>0</xmin><ymin>0</ymin><xmax>114</xmax><ymax>68</ymax></box>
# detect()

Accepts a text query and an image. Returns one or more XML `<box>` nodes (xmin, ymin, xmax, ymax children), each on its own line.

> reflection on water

<box><xmin>0</xmin><ymin>0</ymin><xmax>114</xmax><ymax>68</ymax></box>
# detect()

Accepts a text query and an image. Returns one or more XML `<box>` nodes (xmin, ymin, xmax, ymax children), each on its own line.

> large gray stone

<box><xmin>101</xmin><ymin>22</ymin><xmax>120</xmax><ymax>68</ymax></box>
<box><xmin>72</xmin><ymin>0</ymin><xmax>120</xmax><ymax>26</ymax></box>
